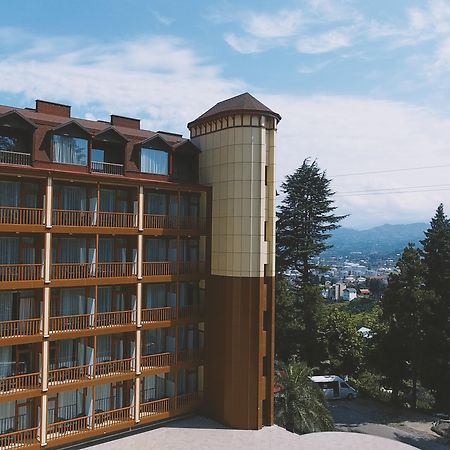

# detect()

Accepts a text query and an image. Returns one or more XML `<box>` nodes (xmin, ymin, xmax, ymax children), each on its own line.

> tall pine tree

<box><xmin>276</xmin><ymin>159</ymin><xmax>347</xmax><ymax>286</ymax></box>
<box><xmin>420</xmin><ymin>204</ymin><xmax>450</xmax><ymax>412</ymax></box>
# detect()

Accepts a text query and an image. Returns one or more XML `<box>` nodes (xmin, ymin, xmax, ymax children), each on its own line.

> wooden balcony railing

<box><xmin>141</xmin><ymin>307</ymin><xmax>174</xmax><ymax>323</ymax></box>
<box><xmin>142</xmin><ymin>261</ymin><xmax>176</xmax><ymax>277</ymax></box>
<box><xmin>95</xmin><ymin>358</ymin><xmax>133</xmax><ymax>377</ymax></box>
<box><xmin>140</xmin><ymin>397</ymin><xmax>173</xmax><ymax>417</ymax></box>
<box><xmin>0</xmin><ymin>427</ymin><xmax>38</xmax><ymax>449</ymax></box>
<box><xmin>91</xmin><ymin>161</ymin><xmax>124</xmax><ymax>176</ymax></box>
<box><xmin>48</xmin><ymin>365</ymin><xmax>92</xmax><ymax>385</ymax></box>
<box><xmin>50</xmin><ymin>314</ymin><xmax>92</xmax><ymax>333</ymax></box>
<box><xmin>141</xmin><ymin>352</ymin><xmax>174</xmax><ymax>370</ymax></box>
<box><xmin>94</xmin><ymin>406</ymin><xmax>133</xmax><ymax>429</ymax></box>
<box><xmin>97</xmin><ymin>262</ymin><xmax>135</xmax><ymax>278</ymax></box>
<box><xmin>176</xmin><ymin>392</ymin><xmax>201</xmax><ymax>409</ymax></box>
<box><xmin>0</xmin><ymin>264</ymin><xmax>42</xmax><ymax>282</ymax></box>
<box><xmin>51</xmin><ymin>262</ymin><xmax>135</xmax><ymax>280</ymax></box>
<box><xmin>98</xmin><ymin>211</ymin><xmax>136</xmax><ymax>228</ymax></box>
<box><xmin>47</xmin><ymin>416</ymin><xmax>89</xmax><ymax>438</ymax></box>
<box><xmin>0</xmin><ymin>150</ymin><xmax>31</xmax><ymax>166</ymax></box>
<box><xmin>0</xmin><ymin>372</ymin><xmax>40</xmax><ymax>394</ymax></box>
<box><xmin>0</xmin><ymin>318</ymin><xmax>41</xmax><ymax>338</ymax></box>
<box><xmin>143</xmin><ymin>214</ymin><xmax>177</xmax><ymax>229</ymax></box>
<box><xmin>52</xmin><ymin>209</ymin><xmax>96</xmax><ymax>227</ymax></box>
<box><xmin>0</xmin><ymin>206</ymin><xmax>43</xmax><ymax>225</ymax></box>
<box><xmin>95</xmin><ymin>310</ymin><xmax>134</xmax><ymax>328</ymax></box>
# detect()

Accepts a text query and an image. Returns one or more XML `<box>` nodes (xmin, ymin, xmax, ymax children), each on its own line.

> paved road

<box><xmin>328</xmin><ymin>398</ymin><xmax>449</xmax><ymax>450</ymax></box>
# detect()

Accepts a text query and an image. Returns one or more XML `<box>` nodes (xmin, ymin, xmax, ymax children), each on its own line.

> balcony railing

<box><xmin>176</xmin><ymin>392</ymin><xmax>201</xmax><ymax>409</ymax></box>
<box><xmin>141</xmin><ymin>307</ymin><xmax>174</xmax><ymax>323</ymax></box>
<box><xmin>143</xmin><ymin>214</ymin><xmax>177</xmax><ymax>229</ymax></box>
<box><xmin>0</xmin><ymin>318</ymin><xmax>41</xmax><ymax>338</ymax></box>
<box><xmin>0</xmin><ymin>150</ymin><xmax>31</xmax><ymax>166</ymax></box>
<box><xmin>47</xmin><ymin>416</ymin><xmax>89</xmax><ymax>439</ymax></box>
<box><xmin>0</xmin><ymin>206</ymin><xmax>43</xmax><ymax>225</ymax></box>
<box><xmin>95</xmin><ymin>358</ymin><xmax>134</xmax><ymax>377</ymax></box>
<box><xmin>94</xmin><ymin>406</ymin><xmax>133</xmax><ymax>429</ymax></box>
<box><xmin>141</xmin><ymin>352</ymin><xmax>174</xmax><ymax>370</ymax></box>
<box><xmin>0</xmin><ymin>372</ymin><xmax>40</xmax><ymax>394</ymax></box>
<box><xmin>51</xmin><ymin>262</ymin><xmax>135</xmax><ymax>280</ymax></box>
<box><xmin>98</xmin><ymin>211</ymin><xmax>136</xmax><ymax>228</ymax></box>
<box><xmin>142</xmin><ymin>261</ymin><xmax>176</xmax><ymax>277</ymax></box>
<box><xmin>140</xmin><ymin>397</ymin><xmax>173</xmax><ymax>417</ymax></box>
<box><xmin>0</xmin><ymin>427</ymin><xmax>38</xmax><ymax>449</ymax></box>
<box><xmin>52</xmin><ymin>209</ymin><xmax>96</xmax><ymax>227</ymax></box>
<box><xmin>0</xmin><ymin>264</ymin><xmax>42</xmax><ymax>282</ymax></box>
<box><xmin>91</xmin><ymin>161</ymin><xmax>124</xmax><ymax>176</ymax></box>
<box><xmin>48</xmin><ymin>365</ymin><xmax>92</xmax><ymax>385</ymax></box>
<box><xmin>96</xmin><ymin>310</ymin><xmax>134</xmax><ymax>328</ymax></box>
<box><xmin>50</xmin><ymin>314</ymin><xmax>92</xmax><ymax>333</ymax></box>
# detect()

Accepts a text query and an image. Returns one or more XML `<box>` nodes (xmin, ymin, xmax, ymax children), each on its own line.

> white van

<box><xmin>310</xmin><ymin>375</ymin><xmax>358</xmax><ymax>400</ymax></box>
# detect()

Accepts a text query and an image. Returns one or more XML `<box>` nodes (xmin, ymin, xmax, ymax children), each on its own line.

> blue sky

<box><xmin>2</xmin><ymin>0</ymin><xmax>450</xmax><ymax>228</ymax></box>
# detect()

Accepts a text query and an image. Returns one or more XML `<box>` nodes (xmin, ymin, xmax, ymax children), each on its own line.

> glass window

<box><xmin>53</xmin><ymin>135</ymin><xmax>88</xmax><ymax>166</ymax></box>
<box><xmin>0</xmin><ymin>133</ymin><xmax>28</xmax><ymax>153</ymax></box>
<box><xmin>141</xmin><ymin>148</ymin><xmax>168</xmax><ymax>175</ymax></box>
<box><xmin>92</xmin><ymin>148</ymin><xmax>104</xmax><ymax>162</ymax></box>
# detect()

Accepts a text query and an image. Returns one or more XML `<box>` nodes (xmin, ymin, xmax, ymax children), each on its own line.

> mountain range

<box><xmin>324</xmin><ymin>223</ymin><xmax>428</xmax><ymax>257</ymax></box>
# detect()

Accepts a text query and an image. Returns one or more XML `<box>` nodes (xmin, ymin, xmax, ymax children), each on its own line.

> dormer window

<box><xmin>53</xmin><ymin>135</ymin><xmax>88</xmax><ymax>166</ymax></box>
<box><xmin>141</xmin><ymin>148</ymin><xmax>168</xmax><ymax>175</ymax></box>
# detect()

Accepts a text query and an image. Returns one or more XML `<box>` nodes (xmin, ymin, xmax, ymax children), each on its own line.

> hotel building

<box><xmin>0</xmin><ymin>92</ymin><xmax>280</xmax><ymax>448</ymax></box>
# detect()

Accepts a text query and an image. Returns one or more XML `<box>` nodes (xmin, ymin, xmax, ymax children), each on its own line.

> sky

<box><xmin>2</xmin><ymin>0</ymin><xmax>450</xmax><ymax>229</ymax></box>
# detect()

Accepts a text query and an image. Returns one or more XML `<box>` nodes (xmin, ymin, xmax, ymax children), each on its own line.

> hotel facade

<box><xmin>0</xmin><ymin>93</ymin><xmax>279</xmax><ymax>448</ymax></box>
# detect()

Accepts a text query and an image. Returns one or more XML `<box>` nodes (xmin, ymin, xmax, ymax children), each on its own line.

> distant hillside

<box><xmin>324</xmin><ymin>223</ymin><xmax>428</xmax><ymax>257</ymax></box>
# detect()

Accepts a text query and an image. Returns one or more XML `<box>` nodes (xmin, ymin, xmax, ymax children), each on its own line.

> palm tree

<box><xmin>275</xmin><ymin>361</ymin><xmax>334</xmax><ymax>434</ymax></box>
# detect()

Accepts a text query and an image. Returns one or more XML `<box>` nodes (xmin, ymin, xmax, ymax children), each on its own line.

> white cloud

<box><xmin>244</xmin><ymin>10</ymin><xmax>302</xmax><ymax>39</ymax></box>
<box><xmin>297</xmin><ymin>30</ymin><xmax>351</xmax><ymax>54</ymax></box>
<box><xmin>152</xmin><ymin>11</ymin><xmax>174</xmax><ymax>26</ymax></box>
<box><xmin>224</xmin><ymin>33</ymin><xmax>266</xmax><ymax>54</ymax></box>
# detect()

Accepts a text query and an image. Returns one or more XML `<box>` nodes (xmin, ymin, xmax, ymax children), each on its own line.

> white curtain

<box><xmin>143</xmin><ymin>375</ymin><xmax>156</xmax><ymax>401</ymax></box>
<box><xmin>0</xmin><ymin>237</ymin><xmax>19</xmax><ymax>264</ymax></box>
<box><xmin>60</xmin><ymin>288</ymin><xmax>85</xmax><ymax>316</ymax></box>
<box><xmin>57</xmin><ymin>390</ymin><xmax>80</xmax><ymax>419</ymax></box>
<box><xmin>0</xmin><ymin>181</ymin><xmax>19</xmax><ymax>207</ymax></box>
<box><xmin>141</xmin><ymin>148</ymin><xmax>168</xmax><ymax>175</ymax></box>
<box><xmin>56</xmin><ymin>238</ymin><xmax>86</xmax><ymax>263</ymax></box>
<box><xmin>0</xmin><ymin>401</ymin><xmax>16</xmax><ymax>433</ymax></box>
<box><xmin>96</xmin><ymin>335</ymin><xmax>112</xmax><ymax>362</ymax></box>
<box><xmin>53</xmin><ymin>135</ymin><xmax>88</xmax><ymax>166</ymax></box>
<box><xmin>19</xmin><ymin>296</ymin><xmax>33</xmax><ymax>320</ymax></box>
<box><xmin>59</xmin><ymin>340</ymin><xmax>74</xmax><ymax>367</ymax></box>
<box><xmin>0</xmin><ymin>346</ymin><xmax>13</xmax><ymax>377</ymax></box>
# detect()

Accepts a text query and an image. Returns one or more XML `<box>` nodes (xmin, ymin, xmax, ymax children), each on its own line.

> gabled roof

<box><xmin>0</xmin><ymin>110</ymin><xmax>37</xmax><ymax>130</ymax></box>
<box><xmin>52</xmin><ymin>120</ymin><xmax>91</xmax><ymax>138</ymax></box>
<box><xmin>94</xmin><ymin>126</ymin><xmax>128</xmax><ymax>144</ymax></box>
<box><xmin>140</xmin><ymin>134</ymin><xmax>172</xmax><ymax>151</ymax></box>
<box><xmin>173</xmin><ymin>140</ymin><xmax>200</xmax><ymax>153</ymax></box>
<box><xmin>187</xmin><ymin>92</ymin><xmax>281</xmax><ymax>128</ymax></box>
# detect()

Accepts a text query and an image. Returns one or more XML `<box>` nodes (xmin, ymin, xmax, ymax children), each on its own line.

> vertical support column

<box><xmin>135</xmin><ymin>376</ymin><xmax>141</xmax><ymax>424</ymax></box>
<box><xmin>137</xmin><ymin>234</ymin><xmax>143</xmax><ymax>280</ymax></box>
<box><xmin>136</xmin><ymin>282</ymin><xmax>142</xmax><ymax>328</ymax></box>
<box><xmin>135</xmin><ymin>329</ymin><xmax>141</xmax><ymax>375</ymax></box>
<box><xmin>42</xmin><ymin>340</ymin><xmax>49</xmax><ymax>392</ymax></box>
<box><xmin>138</xmin><ymin>186</ymin><xmax>144</xmax><ymax>232</ymax></box>
<box><xmin>45</xmin><ymin>177</ymin><xmax>52</xmax><ymax>229</ymax></box>
<box><xmin>40</xmin><ymin>393</ymin><xmax>48</xmax><ymax>447</ymax></box>
<box><xmin>44</xmin><ymin>233</ymin><xmax>51</xmax><ymax>284</ymax></box>
<box><xmin>43</xmin><ymin>287</ymin><xmax>50</xmax><ymax>338</ymax></box>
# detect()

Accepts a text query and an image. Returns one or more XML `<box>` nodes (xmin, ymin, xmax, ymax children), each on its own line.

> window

<box><xmin>141</xmin><ymin>148</ymin><xmax>168</xmax><ymax>175</ymax></box>
<box><xmin>53</xmin><ymin>135</ymin><xmax>88</xmax><ymax>166</ymax></box>
<box><xmin>92</xmin><ymin>148</ymin><xmax>104</xmax><ymax>162</ymax></box>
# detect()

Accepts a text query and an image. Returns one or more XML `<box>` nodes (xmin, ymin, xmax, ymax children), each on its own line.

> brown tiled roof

<box><xmin>187</xmin><ymin>92</ymin><xmax>281</xmax><ymax>128</ymax></box>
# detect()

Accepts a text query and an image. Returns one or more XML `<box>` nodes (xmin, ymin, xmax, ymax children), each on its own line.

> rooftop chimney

<box><xmin>110</xmin><ymin>115</ymin><xmax>140</xmax><ymax>130</ymax></box>
<box><xmin>35</xmin><ymin>100</ymin><xmax>71</xmax><ymax>117</ymax></box>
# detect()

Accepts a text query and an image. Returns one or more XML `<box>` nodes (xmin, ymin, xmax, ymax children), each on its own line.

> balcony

<box><xmin>91</xmin><ymin>161</ymin><xmax>124</xmax><ymax>176</ymax></box>
<box><xmin>0</xmin><ymin>427</ymin><xmax>38</xmax><ymax>449</ymax></box>
<box><xmin>0</xmin><ymin>150</ymin><xmax>31</xmax><ymax>166</ymax></box>
<box><xmin>176</xmin><ymin>391</ymin><xmax>201</xmax><ymax>409</ymax></box>
<box><xmin>98</xmin><ymin>211</ymin><xmax>136</xmax><ymax>228</ymax></box>
<box><xmin>143</xmin><ymin>214</ymin><xmax>177</xmax><ymax>229</ymax></box>
<box><xmin>0</xmin><ymin>206</ymin><xmax>43</xmax><ymax>226</ymax></box>
<box><xmin>51</xmin><ymin>262</ymin><xmax>135</xmax><ymax>280</ymax></box>
<box><xmin>0</xmin><ymin>264</ymin><xmax>42</xmax><ymax>282</ymax></box>
<box><xmin>94</xmin><ymin>406</ymin><xmax>133</xmax><ymax>429</ymax></box>
<box><xmin>141</xmin><ymin>307</ymin><xmax>174</xmax><ymax>323</ymax></box>
<box><xmin>52</xmin><ymin>209</ymin><xmax>96</xmax><ymax>227</ymax></box>
<box><xmin>140</xmin><ymin>397</ymin><xmax>173</xmax><ymax>418</ymax></box>
<box><xmin>95</xmin><ymin>358</ymin><xmax>134</xmax><ymax>378</ymax></box>
<box><xmin>96</xmin><ymin>310</ymin><xmax>135</xmax><ymax>328</ymax></box>
<box><xmin>48</xmin><ymin>365</ymin><xmax>92</xmax><ymax>385</ymax></box>
<box><xmin>0</xmin><ymin>318</ymin><xmax>41</xmax><ymax>339</ymax></box>
<box><xmin>47</xmin><ymin>416</ymin><xmax>89</xmax><ymax>440</ymax></box>
<box><xmin>50</xmin><ymin>314</ymin><xmax>92</xmax><ymax>333</ymax></box>
<box><xmin>0</xmin><ymin>372</ymin><xmax>41</xmax><ymax>395</ymax></box>
<box><xmin>142</xmin><ymin>262</ymin><xmax>176</xmax><ymax>277</ymax></box>
<box><xmin>141</xmin><ymin>352</ymin><xmax>174</xmax><ymax>370</ymax></box>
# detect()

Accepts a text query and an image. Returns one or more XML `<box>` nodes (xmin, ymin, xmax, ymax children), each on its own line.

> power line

<box><xmin>337</xmin><ymin>183</ymin><xmax>450</xmax><ymax>195</ymax></box>
<box><xmin>331</xmin><ymin>163</ymin><xmax>450</xmax><ymax>178</ymax></box>
<box><xmin>336</xmin><ymin>187</ymin><xmax>450</xmax><ymax>198</ymax></box>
